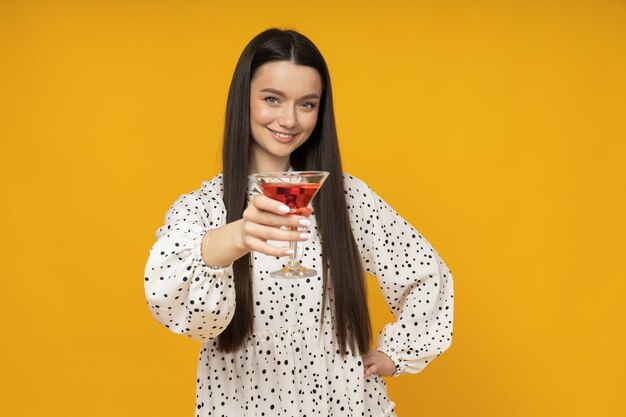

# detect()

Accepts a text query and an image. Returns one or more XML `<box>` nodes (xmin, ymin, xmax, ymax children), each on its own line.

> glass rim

<box><xmin>249</xmin><ymin>170</ymin><xmax>329</xmax><ymax>179</ymax></box>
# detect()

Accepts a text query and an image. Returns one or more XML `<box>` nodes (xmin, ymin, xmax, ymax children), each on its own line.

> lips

<box><xmin>267</xmin><ymin>127</ymin><xmax>298</xmax><ymax>143</ymax></box>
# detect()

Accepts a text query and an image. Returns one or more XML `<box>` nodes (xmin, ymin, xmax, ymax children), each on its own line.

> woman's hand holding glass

<box><xmin>240</xmin><ymin>194</ymin><xmax>311</xmax><ymax>257</ymax></box>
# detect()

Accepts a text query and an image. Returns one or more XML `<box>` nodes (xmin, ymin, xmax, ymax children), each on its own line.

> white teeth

<box><xmin>270</xmin><ymin>129</ymin><xmax>296</xmax><ymax>138</ymax></box>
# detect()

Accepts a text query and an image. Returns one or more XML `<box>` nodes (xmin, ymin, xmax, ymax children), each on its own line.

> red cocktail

<box><xmin>259</xmin><ymin>183</ymin><xmax>320</xmax><ymax>216</ymax></box>
<box><xmin>249</xmin><ymin>171</ymin><xmax>329</xmax><ymax>278</ymax></box>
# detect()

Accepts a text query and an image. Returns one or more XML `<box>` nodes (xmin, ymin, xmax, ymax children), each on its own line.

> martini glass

<box><xmin>249</xmin><ymin>171</ymin><xmax>329</xmax><ymax>279</ymax></box>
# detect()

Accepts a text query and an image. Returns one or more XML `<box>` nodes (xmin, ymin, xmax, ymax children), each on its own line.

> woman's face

<box><xmin>249</xmin><ymin>60</ymin><xmax>322</xmax><ymax>170</ymax></box>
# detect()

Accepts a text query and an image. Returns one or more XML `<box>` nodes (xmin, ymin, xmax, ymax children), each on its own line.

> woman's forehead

<box><xmin>252</xmin><ymin>61</ymin><xmax>322</xmax><ymax>93</ymax></box>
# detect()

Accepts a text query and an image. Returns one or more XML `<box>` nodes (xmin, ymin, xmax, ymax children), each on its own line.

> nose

<box><xmin>278</xmin><ymin>105</ymin><xmax>297</xmax><ymax>130</ymax></box>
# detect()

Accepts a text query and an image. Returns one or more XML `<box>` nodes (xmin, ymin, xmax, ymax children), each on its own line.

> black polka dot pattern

<box><xmin>144</xmin><ymin>171</ymin><xmax>454</xmax><ymax>416</ymax></box>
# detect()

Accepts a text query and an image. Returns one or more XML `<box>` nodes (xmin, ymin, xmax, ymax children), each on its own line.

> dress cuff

<box><xmin>376</xmin><ymin>345</ymin><xmax>406</xmax><ymax>377</ymax></box>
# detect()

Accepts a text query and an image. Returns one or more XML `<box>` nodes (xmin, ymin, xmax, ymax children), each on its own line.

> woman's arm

<box><xmin>345</xmin><ymin>174</ymin><xmax>454</xmax><ymax>376</ymax></box>
<box><xmin>144</xmin><ymin>188</ymin><xmax>312</xmax><ymax>343</ymax></box>
<box><xmin>144</xmin><ymin>192</ymin><xmax>238</xmax><ymax>343</ymax></box>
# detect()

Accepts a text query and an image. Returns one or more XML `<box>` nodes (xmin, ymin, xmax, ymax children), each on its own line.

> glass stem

<box><xmin>287</xmin><ymin>226</ymin><xmax>301</xmax><ymax>270</ymax></box>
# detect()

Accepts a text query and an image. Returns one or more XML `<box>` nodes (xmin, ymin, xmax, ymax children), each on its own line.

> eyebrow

<box><xmin>259</xmin><ymin>88</ymin><xmax>320</xmax><ymax>100</ymax></box>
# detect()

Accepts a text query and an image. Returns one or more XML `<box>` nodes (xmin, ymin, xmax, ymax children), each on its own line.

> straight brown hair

<box><xmin>218</xmin><ymin>28</ymin><xmax>372</xmax><ymax>357</ymax></box>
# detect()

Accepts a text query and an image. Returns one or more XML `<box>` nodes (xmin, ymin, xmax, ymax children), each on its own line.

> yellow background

<box><xmin>1</xmin><ymin>1</ymin><xmax>624</xmax><ymax>416</ymax></box>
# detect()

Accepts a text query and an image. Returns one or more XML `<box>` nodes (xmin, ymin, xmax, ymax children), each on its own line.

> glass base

<box><xmin>270</xmin><ymin>265</ymin><xmax>317</xmax><ymax>279</ymax></box>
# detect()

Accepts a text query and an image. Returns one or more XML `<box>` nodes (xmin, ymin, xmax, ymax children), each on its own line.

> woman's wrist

<box><xmin>201</xmin><ymin>230</ymin><xmax>228</xmax><ymax>269</ymax></box>
<box><xmin>200</xmin><ymin>220</ymin><xmax>250</xmax><ymax>269</ymax></box>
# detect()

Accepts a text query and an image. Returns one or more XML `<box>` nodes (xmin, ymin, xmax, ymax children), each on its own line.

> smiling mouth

<box><xmin>267</xmin><ymin>127</ymin><xmax>299</xmax><ymax>139</ymax></box>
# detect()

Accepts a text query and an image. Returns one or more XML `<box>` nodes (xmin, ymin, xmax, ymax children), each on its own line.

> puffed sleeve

<box><xmin>345</xmin><ymin>174</ymin><xmax>454</xmax><ymax>376</ymax></box>
<box><xmin>143</xmin><ymin>184</ymin><xmax>236</xmax><ymax>343</ymax></box>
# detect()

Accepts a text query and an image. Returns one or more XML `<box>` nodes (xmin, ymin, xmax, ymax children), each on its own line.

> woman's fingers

<box><xmin>362</xmin><ymin>355</ymin><xmax>375</xmax><ymax>368</ymax></box>
<box><xmin>244</xmin><ymin>222</ymin><xmax>310</xmax><ymax>243</ymax></box>
<box><xmin>362</xmin><ymin>349</ymin><xmax>396</xmax><ymax>378</ymax></box>
<box><xmin>362</xmin><ymin>349</ymin><xmax>377</xmax><ymax>377</ymax></box>
<box><xmin>244</xmin><ymin>209</ymin><xmax>309</xmax><ymax>229</ymax></box>
<box><xmin>246</xmin><ymin>195</ymin><xmax>310</xmax><ymax>229</ymax></box>
<box><xmin>244</xmin><ymin>236</ymin><xmax>294</xmax><ymax>257</ymax></box>
<box><xmin>250</xmin><ymin>194</ymin><xmax>291</xmax><ymax>215</ymax></box>
<box><xmin>240</xmin><ymin>194</ymin><xmax>312</xmax><ymax>256</ymax></box>
<box><xmin>364</xmin><ymin>364</ymin><xmax>378</xmax><ymax>378</ymax></box>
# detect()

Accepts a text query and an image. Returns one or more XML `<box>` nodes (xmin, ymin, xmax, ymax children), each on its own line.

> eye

<box><xmin>264</xmin><ymin>96</ymin><xmax>280</xmax><ymax>104</ymax></box>
<box><xmin>300</xmin><ymin>102</ymin><xmax>315</xmax><ymax>110</ymax></box>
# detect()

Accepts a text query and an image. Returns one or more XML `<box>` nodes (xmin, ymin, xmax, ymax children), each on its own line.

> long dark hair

<box><xmin>218</xmin><ymin>28</ymin><xmax>372</xmax><ymax>357</ymax></box>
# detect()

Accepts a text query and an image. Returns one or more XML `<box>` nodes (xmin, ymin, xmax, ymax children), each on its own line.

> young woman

<box><xmin>144</xmin><ymin>28</ymin><xmax>454</xmax><ymax>417</ymax></box>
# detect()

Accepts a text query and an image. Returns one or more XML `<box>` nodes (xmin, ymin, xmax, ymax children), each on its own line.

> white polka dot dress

<box><xmin>144</xmin><ymin>171</ymin><xmax>454</xmax><ymax>417</ymax></box>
